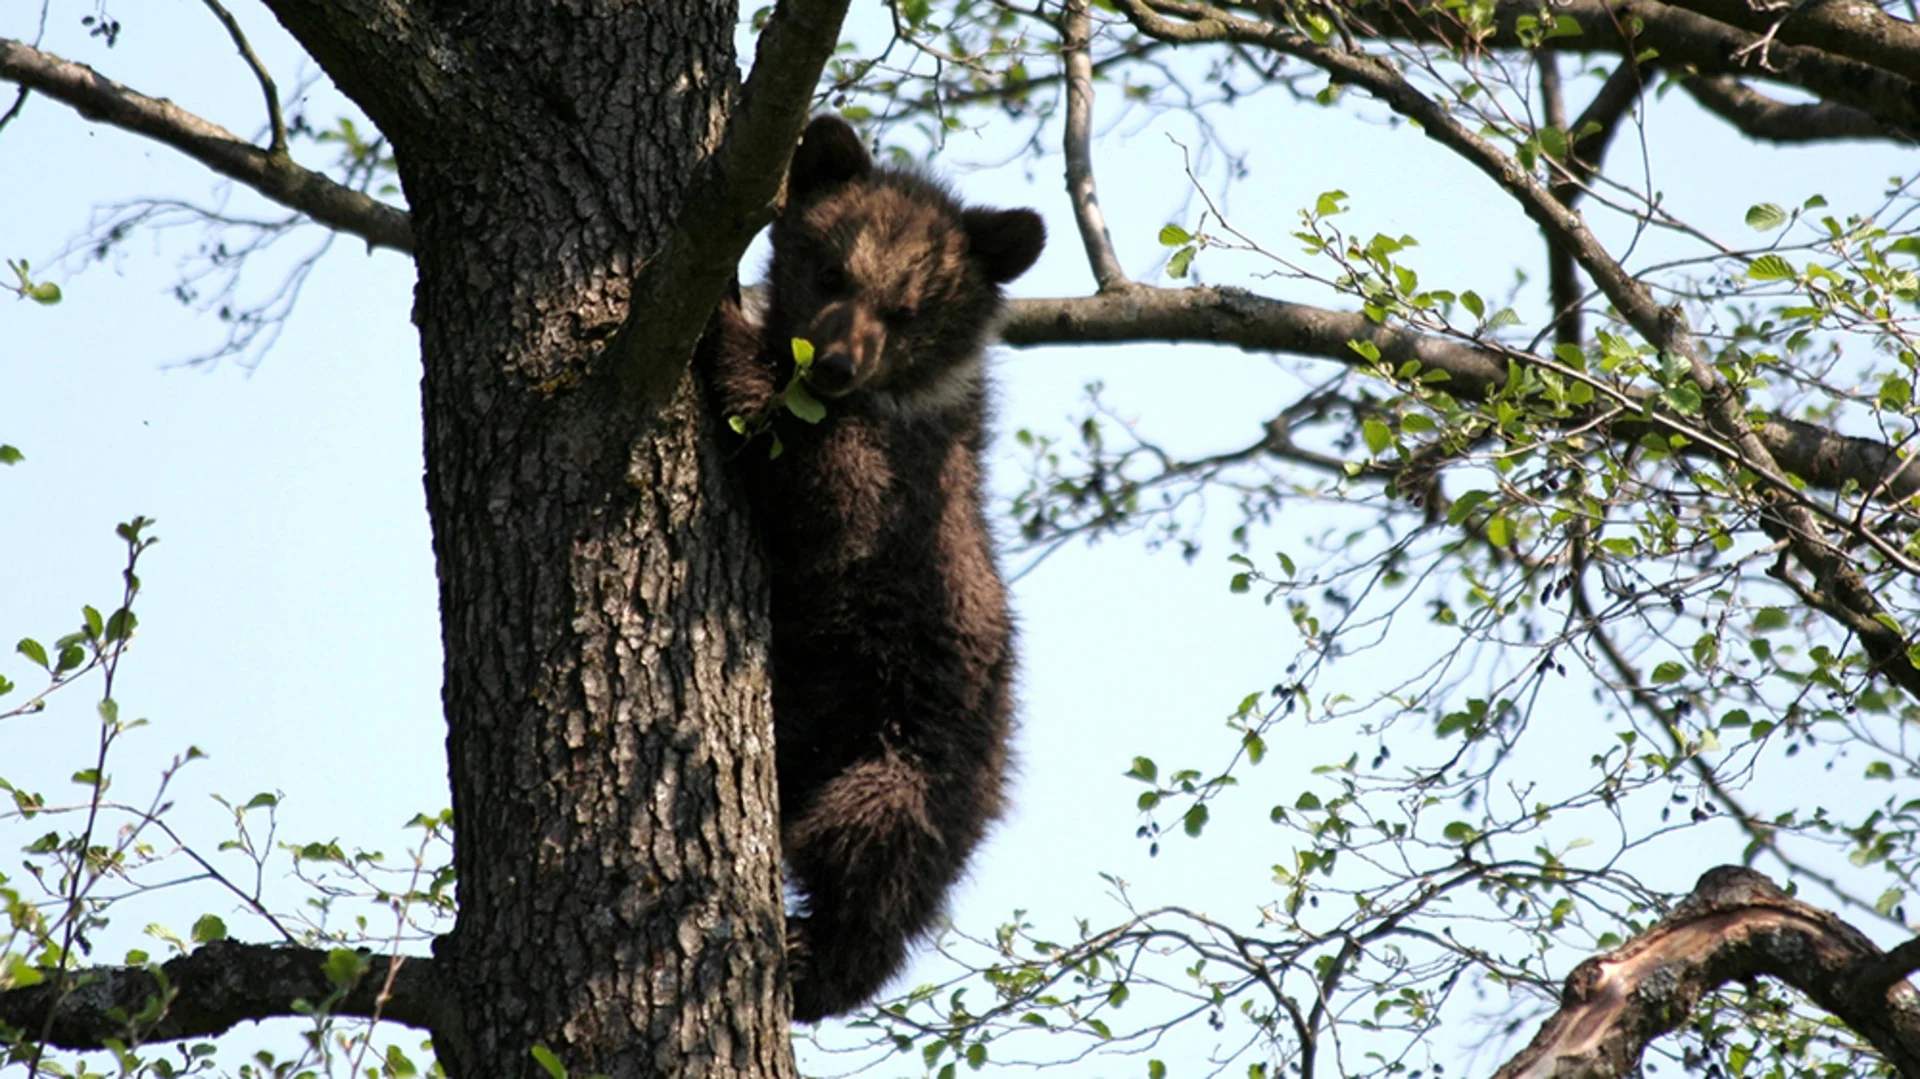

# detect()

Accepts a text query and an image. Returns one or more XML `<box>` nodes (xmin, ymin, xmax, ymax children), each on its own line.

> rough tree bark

<box><xmin>263</xmin><ymin>2</ymin><xmax>808</xmax><ymax>1074</ymax></box>
<box><xmin>3</xmin><ymin>0</ymin><xmax>849</xmax><ymax>1074</ymax></box>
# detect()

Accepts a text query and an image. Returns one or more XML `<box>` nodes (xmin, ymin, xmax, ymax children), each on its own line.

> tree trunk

<box><xmin>258</xmin><ymin>4</ymin><xmax>797</xmax><ymax>1076</ymax></box>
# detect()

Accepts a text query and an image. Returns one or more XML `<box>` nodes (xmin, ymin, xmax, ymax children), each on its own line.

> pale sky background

<box><xmin>1</xmin><ymin>0</ymin><xmax>1913</xmax><ymax>1073</ymax></box>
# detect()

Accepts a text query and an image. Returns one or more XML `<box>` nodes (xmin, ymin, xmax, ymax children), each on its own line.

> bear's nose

<box><xmin>808</xmin><ymin>349</ymin><xmax>856</xmax><ymax>394</ymax></box>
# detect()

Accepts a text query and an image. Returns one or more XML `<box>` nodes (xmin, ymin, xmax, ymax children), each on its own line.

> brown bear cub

<box><xmin>699</xmin><ymin>115</ymin><xmax>1045</xmax><ymax>1023</ymax></box>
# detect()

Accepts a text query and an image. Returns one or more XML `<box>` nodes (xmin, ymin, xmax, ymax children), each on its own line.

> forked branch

<box><xmin>1493</xmin><ymin>866</ymin><xmax>1920</xmax><ymax>1078</ymax></box>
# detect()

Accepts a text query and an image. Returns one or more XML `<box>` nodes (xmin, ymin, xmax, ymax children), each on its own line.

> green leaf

<box><xmin>0</xmin><ymin>445</ymin><xmax>21</xmax><ymax>465</ymax></box>
<box><xmin>1747</xmin><ymin>254</ymin><xmax>1795</xmax><ymax>280</ymax></box>
<box><xmin>727</xmin><ymin>415</ymin><xmax>749</xmax><ymax>434</ymax></box>
<box><xmin>1158</xmin><ymin>224</ymin><xmax>1192</xmax><ymax>246</ymax></box>
<box><xmin>789</xmin><ymin>337</ymin><xmax>815</xmax><ymax>369</ymax></box>
<box><xmin>1461</xmin><ymin>290</ymin><xmax>1485</xmax><ymax>319</ymax></box>
<box><xmin>1314</xmin><ymin>190</ymin><xmax>1349</xmax><ymax>217</ymax></box>
<box><xmin>16</xmin><ymin>638</ymin><xmax>48</xmax><ymax>669</ymax></box>
<box><xmin>1545</xmin><ymin>14</ymin><xmax>1583</xmax><ymax>37</ymax></box>
<box><xmin>27</xmin><ymin>282</ymin><xmax>61</xmax><ymax>305</ymax></box>
<box><xmin>966</xmin><ymin>1043</ymin><xmax>987</xmax><ymax>1070</ymax></box>
<box><xmin>1148</xmin><ymin>1062</ymin><xmax>1167</xmax><ymax>1079</ymax></box>
<box><xmin>1866</xmin><ymin>760</ymin><xmax>1895</xmax><ymax>780</ymax></box>
<box><xmin>1182</xmin><ymin>804</ymin><xmax>1208</xmax><ymax>837</ymax></box>
<box><xmin>3</xmin><ymin>954</ymin><xmax>45</xmax><ymax>988</ymax></box>
<box><xmin>1484</xmin><ymin>514</ymin><xmax>1511</xmax><ymax>548</ymax></box>
<box><xmin>191</xmin><ymin>915</ymin><xmax>227</xmax><ymax>943</ymax></box>
<box><xmin>1167</xmin><ymin>246</ymin><xmax>1195</xmax><ymax>279</ymax></box>
<box><xmin>323</xmin><ymin>948</ymin><xmax>370</xmax><ymax>987</ymax></box>
<box><xmin>386</xmin><ymin>1044</ymin><xmax>420</xmax><ymax>1078</ymax></box>
<box><xmin>531</xmin><ymin>1045</ymin><xmax>567</xmax><ymax>1079</ymax></box>
<box><xmin>1662</xmin><ymin>383</ymin><xmax>1702</xmax><ymax>414</ymax></box>
<box><xmin>1125</xmin><ymin>757</ymin><xmax>1158</xmax><ymax>782</ymax></box>
<box><xmin>1650</xmin><ymin>661</ymin><xmax>1686</xmax><ymax>684</ymax></box>
<box><xmin>1744</xmin><ymin>203</ymin><xmax>1788</xmax><ymax>231</ymax></box>
<box><xmin>1754</xmin><ymin>607</ymin><xmax>1789</xmax><ymax>632</ymax></box>
<box><xmin>1447</xmin><ymin>489</ymin><xmax>1492</xmax><ymax>526</ymax></box>
<box><xmin>784</xmin><ymin>380</ymin><xmax>826</xmax><ymax>424</ymax></box>
<box><xmin>1362</xmin><ymin>418</ymin><xmax>1392</xmax><ymax>456</ymax></box>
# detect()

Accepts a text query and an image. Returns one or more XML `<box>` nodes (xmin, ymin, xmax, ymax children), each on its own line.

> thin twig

<box><xmin>199</xmin><ymin>0</ymin><xmax>287</xmax><ymax>154</ymax></box>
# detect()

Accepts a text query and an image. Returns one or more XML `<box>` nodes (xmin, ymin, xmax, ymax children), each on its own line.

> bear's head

<box><xmin>767</xmin><ymin>116</ymin><xmax>1046</xmax><ymax>411</ymax></box>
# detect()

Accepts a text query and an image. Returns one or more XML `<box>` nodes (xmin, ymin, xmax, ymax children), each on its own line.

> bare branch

<box><xmin>609</xmin><ymin>0</ymin><xmax>856</xmax><ymax>412</ymax></box>
<box><xmin>0</xmin><ymin>85</ymin><xmax>26</xmax><ymax>134</ymax></box>
<box><xmin>199</xmin><ymin>0</ymin><xmax>287</xmax><ymax>155</ymax></box>
<box><xmin>1543</xmin><ymin>56</ymin><xmax>1647</xmax><ymax>348</ymax></box>
<box><xmin>1564</xmin><ymin>57</ymin><xmax>1647</xmax><ymax>184</ymax></box>
<box><xmin>0</xmin><ymin>941</ymin><xmax>447</xmax><ymax>1050</ymax></box>
<box><xmin>1538</xmin><ymin>56</ymin><xmax>1584</xmax><ymax>350</ymax></box>
<box><xmin>1062</xmin><ymin>0</ymin><xmax>1129</xmax><ymax>291</ymax></box>
<box><xmin>0</xmin><ymin>38</ymin><xmax>411</xmax><ymax>253</ymax></box>
<box><xmin>1681</xmin><ymin>74</ymin><xmax>1898</xmax><ymax>142</ymax></box>
<box><xmin>1493</xmin><ymin>866</ymin><xmax>1920</xmax><ymax>1078</ymax></box>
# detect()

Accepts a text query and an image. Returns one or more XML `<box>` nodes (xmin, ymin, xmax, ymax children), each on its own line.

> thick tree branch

<box><xmin>1493</xmin><ymin>866</ymin><xmax>1920</xmax><ymax>1078</ymax></box>
<box><xmin>611</xmin><ymin>0</ymin><xmax>855</xmax><ymax>411</ymax></box>
<box><xmin>0</xmin><ymin>941</ymin><xmax>447</xmax><ymax>1050</ymax></box>
<box><xmin>1681</xmin><ymin>74</ymin><xmax>1898</xmax><ymax>141</ymax></box>
<box><xmin>1657</xmin><ymin>0</ymin><xmax>1920</xmax><ymax>79</ymax></box>
<box><xmin>1368</xmin><ymin>0</ymin><xmax>1920</xmax><ymax>139</ymax></box>
<box><xmin>1003</xmin><ymin>290</ymin><xmax>1920</xmax><ymax>504</ymax></box>
<box><xmin>0</xmin><ymin>38</ymin><xmax>412</xmax><ymax>253</ymax></box>
<box><xmin>1062</xmin><ymin>0</ymin><xmax>1129</xmax><ymax>292</ymax></box>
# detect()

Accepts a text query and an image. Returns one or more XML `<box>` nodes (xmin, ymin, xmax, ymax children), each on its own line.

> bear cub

<box><xmin>700</xmin><ymin>115</ymin><xmax>1045</xmax><ymax>1023</ymax></box>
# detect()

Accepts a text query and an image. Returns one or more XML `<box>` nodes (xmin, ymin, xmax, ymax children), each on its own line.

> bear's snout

<box><xmin>805</xmin><ymin>301</ymin><xmax>885</xmax><ymax>397</ymax></box>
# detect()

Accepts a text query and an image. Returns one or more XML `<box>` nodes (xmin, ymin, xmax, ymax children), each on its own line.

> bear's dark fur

<box><xmin>699</xmin><ymin>115</ymin><xmax>1045</xmax><ymax>1023</ymax></box>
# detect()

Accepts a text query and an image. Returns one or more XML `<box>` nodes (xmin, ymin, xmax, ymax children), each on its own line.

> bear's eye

<box><xmin>815</xmin><ymin>264</ymin><xmax>848</xmax><ymax>295</ymax></box>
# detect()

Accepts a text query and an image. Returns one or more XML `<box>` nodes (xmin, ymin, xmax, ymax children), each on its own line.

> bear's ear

<box><xmin>789</xmin><ymin>116</ymin><xmax>872</xmax><ymax>202</ymax></box>
<box><xmin>963</xmin><ymin>208</ymin><xmax>1046</xmax><ymax>284</ymax></box>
